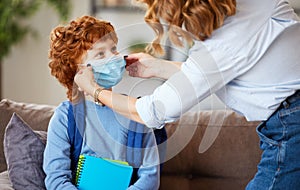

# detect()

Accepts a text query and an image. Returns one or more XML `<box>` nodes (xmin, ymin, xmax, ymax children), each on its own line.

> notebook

<box><xmin>75</xmin><ymin>154</ymin><xmax>133</xmax><ymax>190</ymax></box>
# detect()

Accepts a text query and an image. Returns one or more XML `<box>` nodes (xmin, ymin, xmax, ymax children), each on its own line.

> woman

<box><xmin>43</xmin><ymin>15</ymin><xmax>162</xmax><ymax>190</ymax></box>
<box><xmin>75</xmin><ymin>0</ymin><xmax>300</xmax><ymax>189</ymax></box>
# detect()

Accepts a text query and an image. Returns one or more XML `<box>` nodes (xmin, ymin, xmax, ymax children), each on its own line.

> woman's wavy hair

<box><xmin>135</xmin><ymin>0</ymin><xmax>236</xmax><ymax>55</ymax></box>
<box><xmin>49</xmin><ymin>15</ymin><xmax>117</xmax><ymax>102</ymax></box>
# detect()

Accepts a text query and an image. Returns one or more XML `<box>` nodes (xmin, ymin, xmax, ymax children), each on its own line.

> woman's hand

<box><xmin>125</xmin><ymin>52</ymin><xmax>182</xmax><ymax>80</ymax></box>
<box><xmin>74</xmin><ymin>66</ymin><xmax>98</xmax><ymax>97</ymax></box>
<box><xmin>125</xmin><ymin>53</ymin><xmax>160</xmax><ymax>78</ymax></box>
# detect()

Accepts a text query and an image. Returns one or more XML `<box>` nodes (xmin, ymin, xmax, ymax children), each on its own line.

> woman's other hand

<box><xmin>74</xmin><ymin>66</ymin><xmax>98</xmax><ymax>97</ymax></box>
<box><xmin>125</xmin><ymin>52</ymin><xmax>182</xmax><ymax>80</ymax></box>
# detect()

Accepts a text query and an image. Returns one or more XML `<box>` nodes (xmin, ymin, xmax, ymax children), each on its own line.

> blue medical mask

<box><xmin>87</xmin><ymin>55</ymin><xmax>126</xmax><ymax>89</ymax></box>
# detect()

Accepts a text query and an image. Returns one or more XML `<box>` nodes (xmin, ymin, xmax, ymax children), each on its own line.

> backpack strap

<box><xmin>127</xmin><ymin>121</ymin><xmax>144</xmax><ymax>185</ymax></box>
<box><xmin>133</xmin><ymin>96</ymin><xmax>168</xmax><ymax>166</ymax></box>
<box><xmin>67</xmin><ymin>101</ymin><xmax>85</xmax><ymax>182</ymax></box>
<box><xmin>127</xmin><ymin>121</ymin><xmax>167</xmax><ymax>185</ymax></box>
<box><xmin>154</xmin><ymin>127</ymin><xmax>167</xmax><ymax>171</ymax></box>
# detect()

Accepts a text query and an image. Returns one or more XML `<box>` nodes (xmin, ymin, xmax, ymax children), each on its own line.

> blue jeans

<box><xmin>246</xmin><ymin>91</ymin><xmax>300</xmax><ymax>190</ymax></box>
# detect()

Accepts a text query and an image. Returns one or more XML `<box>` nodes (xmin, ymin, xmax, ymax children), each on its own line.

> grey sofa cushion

<box><xmin>3</xmin><ymin>113</ymin><xmax>46</xmax><ymax>190</ymax></box>
<box><xmin>0</xmin><ymin>99</ymin><xmax>54</xmax><ymax>172</ymax></box>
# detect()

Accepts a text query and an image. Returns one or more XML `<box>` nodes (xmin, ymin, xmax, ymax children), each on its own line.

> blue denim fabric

<box><xmin>246</xmin><ymin>91</ymin><xmax>300</xmax><ymax>190</ymax></box>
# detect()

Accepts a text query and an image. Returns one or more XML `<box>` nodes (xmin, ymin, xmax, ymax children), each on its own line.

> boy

<box><xmin>43</xmin><ymin>15</ymin><xmax>164</xmax><ymax>190</ymax></box>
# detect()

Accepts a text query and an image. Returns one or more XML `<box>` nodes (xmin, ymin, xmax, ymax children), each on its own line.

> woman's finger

<box><xmin>125</xmin><ymin>62</ymin><xmax>137</xmax><ymax>71</ymax></box>
<box><xmin>128</xmin><ymin>68</ymin><xmax>138</xmax><ymax>77</ymax></box>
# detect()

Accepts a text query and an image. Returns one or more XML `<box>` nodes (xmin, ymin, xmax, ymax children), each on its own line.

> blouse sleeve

<box><xmin>136</xmin><ymin>41</ymin><xmax>238</xmax><ymax>129</ymax></box>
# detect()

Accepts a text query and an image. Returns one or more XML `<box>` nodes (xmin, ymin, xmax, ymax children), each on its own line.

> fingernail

<box><xmin>124</xmin><ymin>55</ymin><xmax>129</xmax><ymax>68</ymax></box>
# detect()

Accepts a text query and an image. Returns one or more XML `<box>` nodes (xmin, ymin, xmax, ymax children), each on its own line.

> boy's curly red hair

<box><xmin>49</xmin><ymin>15</ymin><xmax>117</xmax><ymax>102</ymax></box>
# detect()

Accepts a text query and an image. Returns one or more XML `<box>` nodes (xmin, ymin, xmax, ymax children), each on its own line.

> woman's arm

<box><xmin>75</xmin><ymin>65</ymin><xmax>194</xmax><ymax>128</ymax></box>
<box><xmin>74</xmin><ymin>67</ymin><xmax>144</xmax><ymax>123</ymax></box>
<box><xmin>74</xmin><ymin>53</ymin><xmax>182</xmax><ymax>124</ymax></box>
<box><xmin>100</xmin><ymin>89</ymin><xmax>144</xmax><ymax>123</ymax></box>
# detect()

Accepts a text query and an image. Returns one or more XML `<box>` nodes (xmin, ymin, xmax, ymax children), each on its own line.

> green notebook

<box><xmin>75</xmin><ymin>154</ymin><xmax>133</xmax><ymax>190</ymax></box>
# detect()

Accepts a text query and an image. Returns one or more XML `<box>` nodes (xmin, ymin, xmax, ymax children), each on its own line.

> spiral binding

<box><xmin>75</xmin><ymin>155</ymin><xmax>86</xmax><ymax>186</ymax></box>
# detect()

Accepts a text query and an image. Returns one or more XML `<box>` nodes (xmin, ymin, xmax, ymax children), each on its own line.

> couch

<box><xmin>0</xmin><ymin>98</ymin><xmax>262</xmax><ymax>190</ymax></box>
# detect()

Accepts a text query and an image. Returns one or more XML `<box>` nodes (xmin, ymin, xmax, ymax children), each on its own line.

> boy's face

<box><xmin>83</xmin><ymin>38</ymin><xmax>118</xmax><ymax>64</ymax></box>
<box><xmin>80</xmin><ymin>38</ymin><xmax>126</xmax><ymax>89</ymax></box>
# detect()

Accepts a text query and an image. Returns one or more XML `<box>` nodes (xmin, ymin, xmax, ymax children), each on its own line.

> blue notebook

<box><xmin>75</xmin><ymin>154</ymin><xmax>133</xmax><ymax>190</ymax></box>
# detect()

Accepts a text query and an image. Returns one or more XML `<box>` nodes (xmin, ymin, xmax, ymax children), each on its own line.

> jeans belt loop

<box><xmin>282</xmin><ymin>100</ymin><xmax>290</xmax><ymax>109</ymax></box>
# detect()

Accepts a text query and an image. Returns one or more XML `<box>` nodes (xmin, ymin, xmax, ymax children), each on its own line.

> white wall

<box><xmin>2</xmin><ymin>0</ymin><xmax>91</xmax><ymax>106</ymax></box>
<box><xmin>290</xmin><ymin>0</ymin><xmax>300</xmax><ymax>11</ymax></box>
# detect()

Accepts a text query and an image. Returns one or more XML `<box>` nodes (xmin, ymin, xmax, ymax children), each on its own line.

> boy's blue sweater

<box><xmin>43</xmin><ymin>100</ymin><xmax>161</xmax><ymax>190</ymax></box>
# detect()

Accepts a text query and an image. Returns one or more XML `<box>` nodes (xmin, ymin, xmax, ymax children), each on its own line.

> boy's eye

<box><xmin>111</xmin><ymin>46</ymin><xmax>117</xmax><ymax>53</ymax></box>
<box><xmin>96</xmin><ymin>52</ymin><xmax>105</xmax><ymax>58</ymax></box>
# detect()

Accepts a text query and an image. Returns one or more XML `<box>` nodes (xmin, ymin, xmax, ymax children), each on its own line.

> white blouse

<box><xmin>136</xmin><ymin>0</ymin><xmax>300</xmax><ymax>128</ymax></box>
